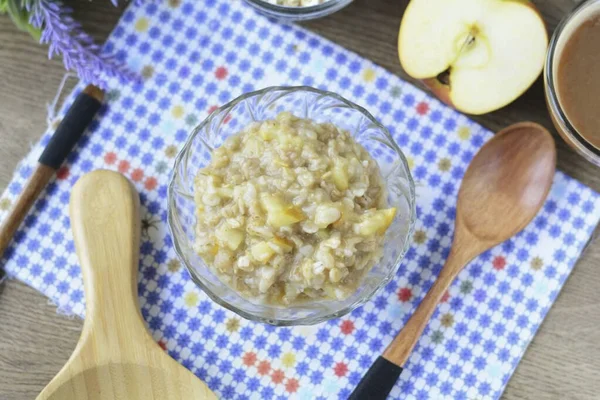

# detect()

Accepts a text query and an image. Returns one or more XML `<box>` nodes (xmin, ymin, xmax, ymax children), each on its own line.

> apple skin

<box><xmin>422</xmin><ymin>77</ymin><xmax>454</xmax><ymax>111</ymax></box>
<box><xmin>398</xmin><ymin>0</ymin><xmax>548</xmax><ymax>115</ymax></box>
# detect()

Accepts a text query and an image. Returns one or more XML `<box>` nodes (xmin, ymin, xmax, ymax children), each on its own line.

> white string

<box><xmin>46</xmin><ymin>72</ymin><xmax>78</xmax><ymax>129</ymax></box>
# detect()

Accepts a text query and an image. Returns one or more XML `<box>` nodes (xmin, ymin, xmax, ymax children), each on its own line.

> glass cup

<box><xmin>243</xmin><ymin>0</ymin><xmax>353</xmax><ymax>21</ymax></box>
<box><xmin>168</xmin><ymin>86</ymin><xmax>416</xmax><ymax>326</ymax></box>
<box><xmin>544</xmin><ymin>0</ymin><xmax>600</xmax><ymax>166</ymax></box>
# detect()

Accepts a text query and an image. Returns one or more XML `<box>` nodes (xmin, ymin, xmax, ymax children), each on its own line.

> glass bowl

<box><xmin>544</xmin><ymin>0</ymin><xmax>600</xmax><ymax>166</ymax></box>
<box><xmin>243</xmin><ymin>0</ymin><xmax>353</xmax><ymax>21</ymax></box>
<box><xmin>168</xmin><ymin>86</ymin><xmax>416</xmax><ymax>326</ymax></box>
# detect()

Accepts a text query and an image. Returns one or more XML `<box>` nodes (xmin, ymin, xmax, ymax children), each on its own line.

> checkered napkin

<box><xmin>2</xmin><ymin>1</ymin><xmax>599</xmax><ymax>399</ymax></box>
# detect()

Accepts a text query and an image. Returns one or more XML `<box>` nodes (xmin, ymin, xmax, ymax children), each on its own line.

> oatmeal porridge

<box><xmin>262</xmin><ymin>0</ymin><xmax>330</xmax><ymax>6</ymax></box>
<box><xmin>194</xmin><ymin>112</ymin><xmax>396</xmax><ymax>305</ymax></box>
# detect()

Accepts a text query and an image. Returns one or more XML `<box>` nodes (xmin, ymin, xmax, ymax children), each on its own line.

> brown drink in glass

<box><xmin>545</xmin><ymin>0</ymin><xmax>600</xmax><ymax>166</ymax></box>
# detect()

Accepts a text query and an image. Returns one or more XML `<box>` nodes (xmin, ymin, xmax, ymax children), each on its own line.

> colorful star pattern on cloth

<box><xmin>1</xmin><ymin>1</ymin><xmax>600</xmax><ymax>399</ymax></box>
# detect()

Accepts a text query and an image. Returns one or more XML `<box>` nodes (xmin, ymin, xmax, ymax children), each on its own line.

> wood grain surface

<box><xmin>0</xmin><ymin>1</ymin><xmax>598</xmax><ymax>399</ymax></box>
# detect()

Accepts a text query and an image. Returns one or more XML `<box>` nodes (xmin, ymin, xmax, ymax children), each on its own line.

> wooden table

<box><xmin>0</xmin><ymin>1</ymin><xmax>598</xmax><ymax>399</ymax></box>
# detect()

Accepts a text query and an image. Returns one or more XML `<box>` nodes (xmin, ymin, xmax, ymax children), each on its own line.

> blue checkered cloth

<box><xmin>1</xmin><ymin>1</ymin><xmax>599</xmax><ymax>399</ymax></box>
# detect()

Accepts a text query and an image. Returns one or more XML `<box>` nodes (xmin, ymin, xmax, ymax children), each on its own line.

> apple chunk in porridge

<box><xmin>194</xmin><ymin>112</ymin><xmax>396</xmax><ymax>305</ymax></box>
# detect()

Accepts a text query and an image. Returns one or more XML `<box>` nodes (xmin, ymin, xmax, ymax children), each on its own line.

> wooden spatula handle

<box><xmin>69</xmin><ymin>170</ymin><xmax>145</xmax><ymax>343</ymax></box>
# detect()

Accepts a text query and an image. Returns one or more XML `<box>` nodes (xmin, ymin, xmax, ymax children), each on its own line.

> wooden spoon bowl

<box><xmin>37</xmin><ymin>170</ymin><xmax>216</xmax><ymax>400</ymax></box>
<box><xmin>457</xmin><ymin>121</ymin><xmax>558</xmax><ymax>250</ymax></box>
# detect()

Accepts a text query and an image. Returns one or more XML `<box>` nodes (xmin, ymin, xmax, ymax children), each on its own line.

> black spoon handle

<box><xmin>348</xmin><ymin>356</ymin><xmax>403</xmax><ymax>400</ymax></box>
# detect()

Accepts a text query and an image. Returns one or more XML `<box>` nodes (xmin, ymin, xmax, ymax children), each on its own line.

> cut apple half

<box><xmin>399</xmin><ymin>0</ymin><xmax>548</xmax><ymax>115</ymax></box>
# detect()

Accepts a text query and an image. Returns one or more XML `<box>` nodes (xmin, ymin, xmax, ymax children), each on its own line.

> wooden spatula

<box><xmin>37</xmin><ymin>170</ymin><xmax>216</xmax><ymax>400</ymax></box>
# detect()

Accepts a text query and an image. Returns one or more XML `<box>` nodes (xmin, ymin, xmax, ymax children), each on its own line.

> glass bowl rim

<box><xmin>167</xmin><ymin>85</ymin><xmax>417</xmax><ymax>326</ymax></box>
<box><xmin>544</xmin><ymin>0</ymin><xmax>600</xmax><ymax>164</ymax></box>
<box><xmin>243</xmin><ymin>0</ymin><xmax>353</xmax><ymax>15</ymax></box>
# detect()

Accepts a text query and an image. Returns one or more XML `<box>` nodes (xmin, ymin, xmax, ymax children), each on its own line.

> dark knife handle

<box><xmin>0</xmin><ymin>85</ymin><xmax>104</xmax><ymax>259</ymax></box>
<box><xmin>38</xmin><ymin>85</ymin><xmax>104</xmax><ymax>169</ymax></box>
<box><xmin>348</xmin><ymin>356</ymin><xmax>403</xmax><ymax>400</ymax></box>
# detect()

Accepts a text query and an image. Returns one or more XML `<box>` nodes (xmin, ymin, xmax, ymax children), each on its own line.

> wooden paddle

<box><xmin>37</xmin><ymin>170</ymin><xmax>216</xmax><ymax>400</ymax></box>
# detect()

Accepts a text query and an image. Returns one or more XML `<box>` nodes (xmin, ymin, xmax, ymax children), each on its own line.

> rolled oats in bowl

<box><xmin>168</xmin><ymin>87</ymin><xmax>415</xmax><ymax>325</ymax></box>
<box><xmin>262</xmin><ymin>0</ymin><xmax>330</xmax><ymax>6</ymax></box>
<box><xmin>194</xmin><ymin>112</ymin><xmax>396</xmax><ymax>305</ymax></box>
<box><xmin>243</xmin><ymin>0</ymin><xmax>353</xmax><ymax>21</ymax></box>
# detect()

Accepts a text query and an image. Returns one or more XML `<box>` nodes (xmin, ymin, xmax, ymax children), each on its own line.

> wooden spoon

<box><xmin>37</xmin><ymin>170</ymin><xmax>216</xmax><ymax>400</ymax></box>
<box><xmin>349</xmin><ymin>122</ymin><xmax>556</xmax><ymax>399</ymax></box>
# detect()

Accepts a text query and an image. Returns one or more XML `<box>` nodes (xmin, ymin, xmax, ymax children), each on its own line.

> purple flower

<box><xmin>26</xmin><ymin>0</ymin><xmax>138</xmax><ymax>88</ymax></box>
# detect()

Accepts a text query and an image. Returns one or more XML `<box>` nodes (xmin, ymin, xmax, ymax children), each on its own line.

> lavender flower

<box><xmin>25</xmin><ymin>0</ymin><xmax>135</xmax><ymax>88</ymax></box>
